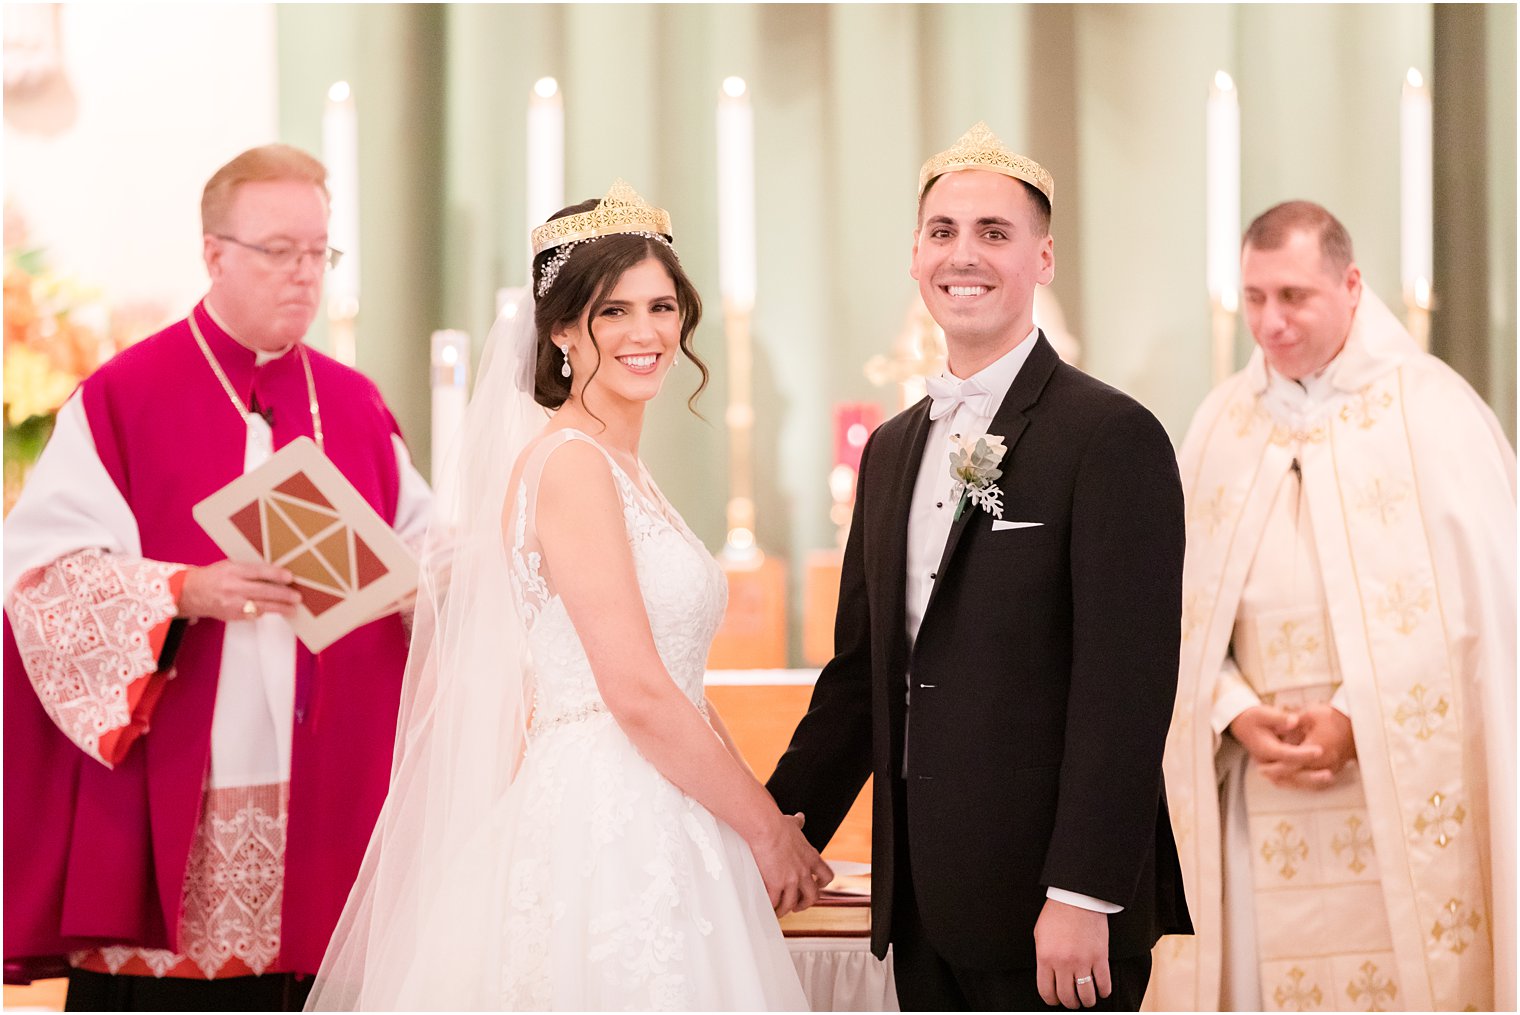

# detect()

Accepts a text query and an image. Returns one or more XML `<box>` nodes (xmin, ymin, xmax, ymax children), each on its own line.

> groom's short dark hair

<box><xmin>917</xmin><ymin>173</ymin><xmax>1051</xmax><ymax>236</ymax></box>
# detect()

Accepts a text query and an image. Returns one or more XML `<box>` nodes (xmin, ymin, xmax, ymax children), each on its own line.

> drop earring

<box><xmin>559</xmin><ymin>345</ymin><xmax>572</xmax><ymax>379</ymax></box>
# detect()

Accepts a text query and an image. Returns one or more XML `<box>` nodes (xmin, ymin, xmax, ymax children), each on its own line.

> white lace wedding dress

<box><xmin>395</xmin><ymin>429</ymin><xmax>807</xmax><ymax>1010</ymax></box>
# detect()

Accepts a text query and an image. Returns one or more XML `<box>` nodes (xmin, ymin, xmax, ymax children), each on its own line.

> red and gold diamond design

<box><xmin>229</xmin><ymin>471</ymin><xmax>390</xmax><ymax>617</ymax></box>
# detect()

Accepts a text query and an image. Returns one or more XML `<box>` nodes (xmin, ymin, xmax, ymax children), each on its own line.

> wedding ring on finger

<box><xmin>241</xmin><ymin>599</ymin><xmax>259</xmax><ymax>618</ymax></box>
<box><xmin>1075</xmin><ymin>975</ymin><xmax>1094</xmax><ymax>986</ymax></box>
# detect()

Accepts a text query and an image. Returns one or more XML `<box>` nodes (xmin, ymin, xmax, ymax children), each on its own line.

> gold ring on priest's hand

<box><xmin>1075</xmin><ymin>976</ymin><xmax>1093</xmax><ymax>985</ymax></box>
<box><xmin>242</xmin><ymin>599</ymin><xmax>259</xmax><ymax>618</ymax></box>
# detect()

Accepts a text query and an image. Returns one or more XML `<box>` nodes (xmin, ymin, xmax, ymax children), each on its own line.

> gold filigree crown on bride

<box><xmin>530</xmin><ymin>179</ymin><xmax>674</xmax><ymax>256</ymax></box>
<box><xmin>918</xmin><ymin>121</ymin><xmax>1054</xmax><ymax>206</ymax></box>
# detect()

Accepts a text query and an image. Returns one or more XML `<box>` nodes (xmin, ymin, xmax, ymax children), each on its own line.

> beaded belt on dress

<box><xmin>529</xmin><ymin>696</ymin><xmax>708</xmax><ymax>736</ymax></box>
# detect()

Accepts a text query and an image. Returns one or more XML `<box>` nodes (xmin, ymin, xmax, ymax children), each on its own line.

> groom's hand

<box><xmin>1034</xmin><ymin>898</ymin><xmax>1110</xmax><ymax>1009</ymax></box>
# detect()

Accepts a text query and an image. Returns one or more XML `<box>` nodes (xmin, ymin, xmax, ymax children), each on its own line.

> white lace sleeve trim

<box><xmin>7</xmin><ymin>547</ymin><xmax>182</xmax><ymax>766</ymax></box>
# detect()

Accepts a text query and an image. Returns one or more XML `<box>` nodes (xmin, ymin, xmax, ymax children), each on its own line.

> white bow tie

<box><xmin>926</xmin><ymin>373</ymin><xmax>995</xmax><ymax>420</ymax></box>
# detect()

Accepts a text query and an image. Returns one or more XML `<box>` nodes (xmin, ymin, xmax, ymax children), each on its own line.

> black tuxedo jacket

<box><xmin>768</xmin><ymin>335</ymin><xmax>1192</xmax><ymax>970</ymax></box>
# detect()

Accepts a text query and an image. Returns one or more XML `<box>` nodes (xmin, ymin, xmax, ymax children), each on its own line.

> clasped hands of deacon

<box><xmin>1229</xmin><ymin>701</ymin><xmax>1356</xmax><ymax>789</ymax></box>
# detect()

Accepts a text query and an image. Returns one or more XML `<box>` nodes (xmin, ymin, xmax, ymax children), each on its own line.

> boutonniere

<box><xmin>947</xmin><ymin>432</ymin><xmax>1007</xmax><ymax>522</ymax></box>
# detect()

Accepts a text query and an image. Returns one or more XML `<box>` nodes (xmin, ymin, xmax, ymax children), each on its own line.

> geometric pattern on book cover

<box><xmin>229</xmin><ymin>472</ymin><xmax>389</xmax><ymax>617</ymax></box>
<box><xmin>193</xmin><ymin>437</ymin><xmax>418</xmax><ymax>653</ymax></box>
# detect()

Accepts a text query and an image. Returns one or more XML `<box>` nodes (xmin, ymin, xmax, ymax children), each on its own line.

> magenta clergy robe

<box><xmin>4</xmin><ymin>302</ymin><xmax>413</xmax><ymax>980</ymax></box>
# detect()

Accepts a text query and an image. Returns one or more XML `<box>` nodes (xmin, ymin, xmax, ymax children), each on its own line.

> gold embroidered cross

<box><xmin>1345</xmin><ymin>960</ymin><xmax>1397</xmax><ymax>1011</ymax></box>
<box><xmin>1393</xmin><ymin>683</ymin><xmax>1450</xmax><ymax>741</ymax></box>
<box><xmin>1261</xmin><ymin>819</ymin><xmax>1309</xmax><ymax>879</ymax></box>
<box><xmin>1431</xmin><ymin>897</ymin><xmax>1483</xmax><ymax>955</ymax></box>
<box><xmin>1273</xmin><ymin>966</ymin><xmax>1324</xmax><ymax>1010</ymax></box>
<box><xmin>1339</xmin><ymin>386</ymin><xmax>1395</xmax><ymax>429</ymax></box>
<box><xmin>1265</xmin><ymin>619</ymin><xmax>1323</xmax><ymax>679</ymax></box>
<box><xmin>1414</xmin><ymin>791</ymin><xmax>1466</xmax><ymax>848</ymax></box>
<box><xmin>1375</xmin><ymin>578</ymin><xmax>1432</xmax><ymax>635</ymax></box>
<box><xmin>1354</xmin><ymin>477</ymin><xmax>1409</xmax><ymax>527</ymax></box>
<box><xmin>1331</xmin><ymin>814</ymin><xmax>1374</xmax><ymax>874</ymax></box>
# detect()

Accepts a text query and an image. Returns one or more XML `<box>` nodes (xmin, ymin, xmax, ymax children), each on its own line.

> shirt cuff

<box><xmin>1329</xmin><ymin>685</ymin><xmax>1350</xmax><ymax>718</ymax></box>
<box><xmin>1211</xmin><ymin>659</ymin><xmax>1261</xmax><ymax>736</ymax></box>
<box><xmin>1046</xmin><ymin>887</ymin><xmax>1122</xmax><ymax>914</ymax></box>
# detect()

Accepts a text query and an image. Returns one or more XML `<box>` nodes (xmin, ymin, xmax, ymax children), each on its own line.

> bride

<box><xmin>307</xmin><ymin>182</ymin><xmax>830</xmax><ymax>1010</ymax></box>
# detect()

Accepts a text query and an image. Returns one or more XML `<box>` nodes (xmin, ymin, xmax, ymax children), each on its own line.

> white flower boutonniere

<box><xmin>947</xmin><ymin>432</ymin><xmax>1007</xmax><ymax>522</ymax></box>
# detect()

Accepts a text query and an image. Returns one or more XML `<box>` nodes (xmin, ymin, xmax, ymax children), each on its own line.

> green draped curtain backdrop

<box><xmin>275</xmin><ymin>4</ymin><xmax>1514</xmax><ymax>665</ymax></box>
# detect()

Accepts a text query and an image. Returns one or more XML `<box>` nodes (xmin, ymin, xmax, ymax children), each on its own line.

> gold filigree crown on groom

<box><xmin>918</xmin><ymin>121</ymin><xmax>1055</xmax><ymax>207</ymax></box>
<box><xmin>530</xmin><ymin>179</ymin><xmax>674</xmax><ymax>256</ymax></box>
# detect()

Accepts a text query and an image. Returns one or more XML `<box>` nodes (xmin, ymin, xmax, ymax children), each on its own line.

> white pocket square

<box><xmin>991</xmin><ymin>520</ymin><xmax>1044</xmax><ymax>531</ymax></box>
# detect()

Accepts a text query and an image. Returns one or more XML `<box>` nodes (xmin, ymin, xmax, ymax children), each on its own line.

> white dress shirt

<box><xmin>905</xmin><ymin>329</ymin><xmax>1036</xmax><ymax>649</ymax></box>
<box><xmin>904</xmin><ymin>328</ymin><xmax>1120</xmax><ymax>915</ymax></box>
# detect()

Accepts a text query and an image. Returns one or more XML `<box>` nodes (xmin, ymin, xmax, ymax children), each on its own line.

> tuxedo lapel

<box><xmin>921</xmin><ymin>334</ymin><xmax>1060</xmax><ymax>622</ymax></box>
<box><xmin>880</xmin><ymin>400</ymin><xmax>933</xmax><ymax>673</ymax></box>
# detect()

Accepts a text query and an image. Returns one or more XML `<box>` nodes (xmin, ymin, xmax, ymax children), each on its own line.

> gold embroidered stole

<box><xmin>1232</xmin><ymin>452</ymin><xmax>1398</xmax><ymax>1010</ymax></box>
<box><xmin>1153</xmin><ymin>368</ymin><xmax>1492</xmax><ymax>1011</ymax></box>
<box><xmin>1307</xmin><ymin>370</ymin><xmax>1492</xmax><ymax>1010</ymax></box>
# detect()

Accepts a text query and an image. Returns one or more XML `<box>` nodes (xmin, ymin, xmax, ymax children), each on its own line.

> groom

<box><xmin>768</xmin><ymin>123</ymin><xmax>1191</xmax><ymax>1010</ymax></box>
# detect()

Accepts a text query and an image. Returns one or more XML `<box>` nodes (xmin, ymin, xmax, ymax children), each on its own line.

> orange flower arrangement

<box><xmin>3</xmin><ymin>207</ymin><xmax>160</xmax><ymax>512</ymax></box>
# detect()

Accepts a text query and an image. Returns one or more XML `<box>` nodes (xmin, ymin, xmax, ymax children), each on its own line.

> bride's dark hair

<box><xmin>531</xmin><ymin>198</ymin><xmax>709</xmax><ymax>412</ymax></box>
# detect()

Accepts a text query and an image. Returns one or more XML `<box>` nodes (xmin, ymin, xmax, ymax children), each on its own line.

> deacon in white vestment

<box><xmin>1148</xmin><ymin>201</ymin><xmax>1515</xmax><ymax>1012</ymax></box>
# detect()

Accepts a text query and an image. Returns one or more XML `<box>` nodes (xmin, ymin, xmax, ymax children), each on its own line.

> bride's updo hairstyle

<box><xmin>531</xmin><ymin>198</ymin><xmax>709</xmax><ymax>411</ymax></box>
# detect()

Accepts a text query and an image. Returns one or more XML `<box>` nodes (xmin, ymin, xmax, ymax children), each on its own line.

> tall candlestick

<box><xmin>430</xmin><ymin>329</ymin><xmax>471</xmax><ymax>487</ymax></box>
<box><xmin>717</xmin><ymin>76</ymin><xmax>757</xmax><ymax>312</ymax></box>
<box><xmin>324</xmin><ymin>81</ymin><xmax>360</xmax><ymax>366</ymax></box>
<box><xmin>1206</xmin><ymin>71</ymin><xmax>1240</xmax><ymax>312</ymax></box>
<box><xmin>717</xmin><ymin>76</ymin><xmax>759</xmax><ymax>560</ymax></box>
<box><xmin>527</xmin><ymin>77</ymin><xmax>564</xmax><ymax>259</ymax></box>
<box><xmin>1401</xmin><ymin>67</ymin><xmax>1433</xmax><ymax>348</ymax></box>
<box><xmin>1206</xmin><ymin>70</ymin><xmax>1240</xmax><ymax>381</ymax></box>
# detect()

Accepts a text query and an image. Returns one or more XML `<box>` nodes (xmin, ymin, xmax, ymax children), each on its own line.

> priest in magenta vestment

<box><xmin>3</xmin><ymin>145</ymin><xmax>431</xmax><ymax>1011</ymax></box>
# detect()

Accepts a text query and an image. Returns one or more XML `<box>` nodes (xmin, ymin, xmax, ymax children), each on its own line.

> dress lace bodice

<box><xmin>332</xmin><ymin>427</ymin><xmax>803</xmax><ymax>1011</ymax></box>
<box><xmin>507</xmin><ymin>429</ymin><xmax>726</xmax><ymax>732</ymax></box>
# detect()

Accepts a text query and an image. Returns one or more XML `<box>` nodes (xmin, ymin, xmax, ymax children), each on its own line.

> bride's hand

<box><xmin>751</xmin><ymin>812</ymin><xmax>835</xmax><ymax>917</ymax></box>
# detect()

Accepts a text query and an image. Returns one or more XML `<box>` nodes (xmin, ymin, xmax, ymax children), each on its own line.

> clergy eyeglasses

<box><xmin>214</xmin><ymin>234</ymin><xmax>344</xmax><ymax>271</ymax></box>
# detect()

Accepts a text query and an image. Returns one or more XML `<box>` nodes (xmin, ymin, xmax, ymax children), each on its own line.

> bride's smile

<box><xmin>561</xmin><ymin>257</ymin><xmax>682</xmax><ymax>408</ymax></box>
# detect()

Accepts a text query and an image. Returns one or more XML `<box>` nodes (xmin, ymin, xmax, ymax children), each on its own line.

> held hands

<box><xmin>178</xmin><ymin>560</ymin><xmax>301</xmax><ymax>622</ymax></box>
<box><xmin>749</xmin><ymin>812</ymin><xmax>834</xmax><ymax>917</ymax></box>
<box><xmin>1229</xmin><ymin>703</ymin><xmax>1355</xmax><ymax>789</ymax></box>
<box><xmin>1034</xmin><ymin>898</ymin><xmax>1110</xmax><ymax>1009</ymax></box>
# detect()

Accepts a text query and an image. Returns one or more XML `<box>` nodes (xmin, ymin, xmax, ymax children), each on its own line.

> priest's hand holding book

<box><xmin>177</xmin><ymin>559</ymin><xmax>301</xmax><ymax>621</ymax></box>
